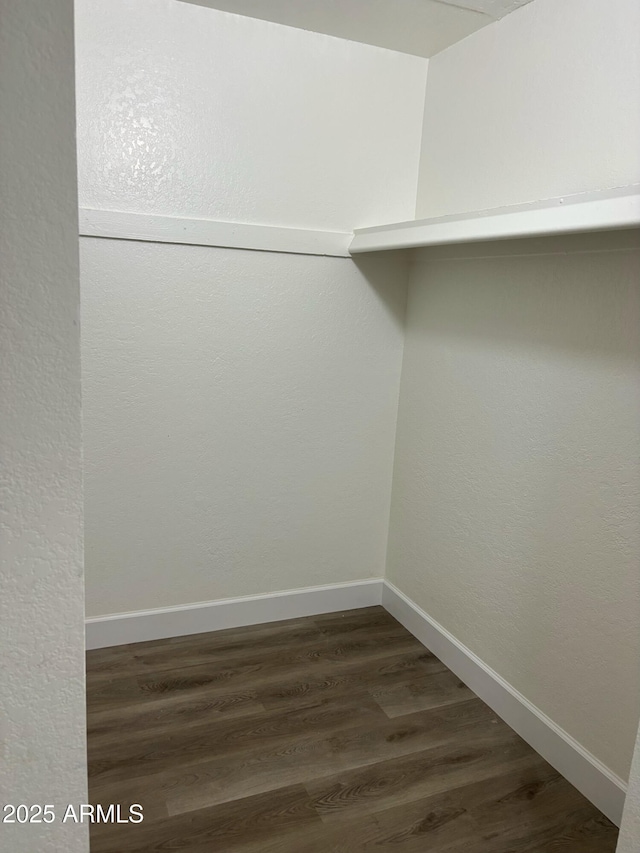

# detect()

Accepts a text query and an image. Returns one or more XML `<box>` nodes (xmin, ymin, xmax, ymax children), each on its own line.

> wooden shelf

<box><xmin>349</xmin><ymin>186</ymin><xmax>640</xmax><ymax>254</ymax></box>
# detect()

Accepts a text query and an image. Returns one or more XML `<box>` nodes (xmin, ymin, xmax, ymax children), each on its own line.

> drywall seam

<box><xmin>79</xmin><ymin>209</ymin><xmax>352</xmax><ymax>257</ymax></box>
<box><xmin>382</xmin><ymin>580</ymin><xmax>627</xmax><ymax>825</ymax></box>
<box><xmin>86</xmin><ymin>579</ymin><xmax>384</xmax><ymax>648</ymax></box>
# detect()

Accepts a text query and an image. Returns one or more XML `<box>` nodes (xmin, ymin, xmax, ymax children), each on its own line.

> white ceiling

<box><xmin>179</xmin><ymin>0</ymin><xmax>536</xmax><ymax>58</ymax></box>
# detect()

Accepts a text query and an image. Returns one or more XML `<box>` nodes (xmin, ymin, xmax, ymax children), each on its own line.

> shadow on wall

<box><xmin>352</xmin><ymin>250</ymin><xmax>410</xmax><ymax>330</ymax></box>
<box><xmin>412</xmin><ymin>228</ymin><xmax>640</xmax><ymax>361</ymax></box>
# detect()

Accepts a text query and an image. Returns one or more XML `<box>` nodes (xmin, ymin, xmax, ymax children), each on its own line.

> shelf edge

<box><xmin>349</xmin><ymin>189</ymin><xmax>640</xmax><ymax>254</ymax></box>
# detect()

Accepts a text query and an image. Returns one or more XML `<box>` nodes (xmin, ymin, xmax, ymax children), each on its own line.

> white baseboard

<box><xmin>85</xmin><ymin>578</ymin><xmax>383</xmax><ymax>651</ymax></box>
<box><xmin>84</xmin><ymin>575</ymin><xmax>626</xmax><ymax>824</ymax></box>
<box><xmin>382</xmin><ymin>580</ymin><xmax>626</xmax><ymax>826</ymax></box>
<box><xmin>78</xmin><ymin>208</ymin><xmax>352</xmax><ymax>258</ymax></box>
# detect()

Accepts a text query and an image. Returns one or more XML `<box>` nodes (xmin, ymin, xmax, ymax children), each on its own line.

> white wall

<box><xmin>386</xmin><ymin>231</ymin><xmax>640</xmax><ymax>782</ymax></box>
<box><xmin>416</xmin><ymin>0</ymin><xmax>640</xmax><ymax>218</ymax></box>
<box><xmin>0</xmin><ymin>1</ymin><xmax>87</xmax><ymax>850</ymax></box>
<box><xmin>76</xmin><ymin>0</ymin><xmax>423</xmax><ymax>618</ymax></box>
<box><xmin>618</xmin><ymin>723</ymin><xmax>640</xmax><ymax>851</ymax></box>
<box><xmin>81</xmin><ymin>241</ymin><xmax>407</xmax><ymax>616</ymax></box>
<box><xmin>402</xmin><ymin>0</ymin><xmax>640</xmax><ymax>787</ymax></box>
<box><xmin>75</xmin><ymin>0</ymin><xmax>427</xmax><ymax>231</ymax></box>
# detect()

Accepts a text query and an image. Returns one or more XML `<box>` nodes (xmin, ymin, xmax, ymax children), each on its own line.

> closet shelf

<box><xmin>349</xmin><ymin>186</ymin><xmax>640</xmax><ymax>254</ymax></box>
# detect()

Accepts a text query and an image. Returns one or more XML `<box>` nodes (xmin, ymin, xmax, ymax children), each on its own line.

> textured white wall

<box><xmin>618</xmin><ymin>723</ymin><xmax>640</xmax><ymax>851</ymax></box>
<box><xmin>386</xmin><ymin>231</ymin><xmax>640</xmax><ymax>781</ymax></box>
<box><xmin>0</xmin><ymin>0</ymin><xmax>87</xmax><ymax>850</ymax></box>
<box><xmin>75</xmin><ymin>0</ymin><xmax>427</xmax><ymax>231</ymax></box>
<box><xmin>416</xmin><ymin>0</ymin><xmax>640</xmax><ymax>218</ymax></box>
<box><xmin>81</xmin><ymin>240</ymin><xmax>407</xmax><ymax>617</ymax></box>
<box><xmin>76</xmin><ymin>0</ymin><xmax>421</xmax><ymax>617</ymax></box>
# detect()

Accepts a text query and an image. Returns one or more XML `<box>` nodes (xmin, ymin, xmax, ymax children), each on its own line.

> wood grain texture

<box><xmin>86</xmin><ymin>606</ymin><xmax>618</xmax><ymax>852</ymax></box>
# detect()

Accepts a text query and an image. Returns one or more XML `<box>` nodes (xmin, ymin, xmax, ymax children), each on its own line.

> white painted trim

<box><xmin>350</xmin><ymin>186</ymin><xmax>640</xmax><ymax>253</ymax></box>
<box><xmin>78</xmin><ymin>208</ymin><xmax>352</xmax><ymax>258</ymax></box>
<box><xmin>85</xmin><ymin>575</ymin><xmax>625</xmax><ymax>823</ymax></box>
<box><xmin>85</xmin><ymin>578</ymin><xmax>383</xmax><ymax>650</ymax></box>
<box><xmin>382</xmin><ymin>580</ymin><xmax>627</xmax><ymax>825</ymax></box>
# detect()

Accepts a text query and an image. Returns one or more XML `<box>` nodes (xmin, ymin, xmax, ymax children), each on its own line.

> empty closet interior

<box><xmin>76</xmin><ymin>0</ymin><xmax>640</xmax><ymax>850</ymax></box>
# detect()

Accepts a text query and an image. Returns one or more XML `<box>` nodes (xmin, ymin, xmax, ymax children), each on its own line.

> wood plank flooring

<box><xmin>86</xmin><ymin>606</ymin><xmax>618</xmax><ymax>852</ymax></box>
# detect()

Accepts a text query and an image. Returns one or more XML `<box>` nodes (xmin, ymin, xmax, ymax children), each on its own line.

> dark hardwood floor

<box><xmin>86</xmin><ymin>606</ymin><xmax>618</xmax><ymax>852</ymax></box>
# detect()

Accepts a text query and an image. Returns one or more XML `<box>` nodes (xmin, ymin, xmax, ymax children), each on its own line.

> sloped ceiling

<box><xmin>452</xmin><ymin>0</ymin><xmax>534</xmax><ymax>17</ymax></box>
<box><xmin>179</xmin><ymin>0</ymin><xmax>536</xmax><ymax>58</ymax></box>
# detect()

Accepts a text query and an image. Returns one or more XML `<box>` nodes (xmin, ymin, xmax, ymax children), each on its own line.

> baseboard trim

<box><xmin>382</xmin><ymin>580</ymin><xmax>626</xmax><ymax>826</ymax></box>
<box><xmin>85</xmin><ymin>578</ymin><xmax>383</xmax><ymax>650</ymax></box>
<box><xmin>78</xmin><ymin>208</ymin><xmax>352</xmax><ymax>258</ymax></box>
<box><xmin>85</xmin><ymin>575</ymin><xmax>626</xmax><ymax>823</ymax></box>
